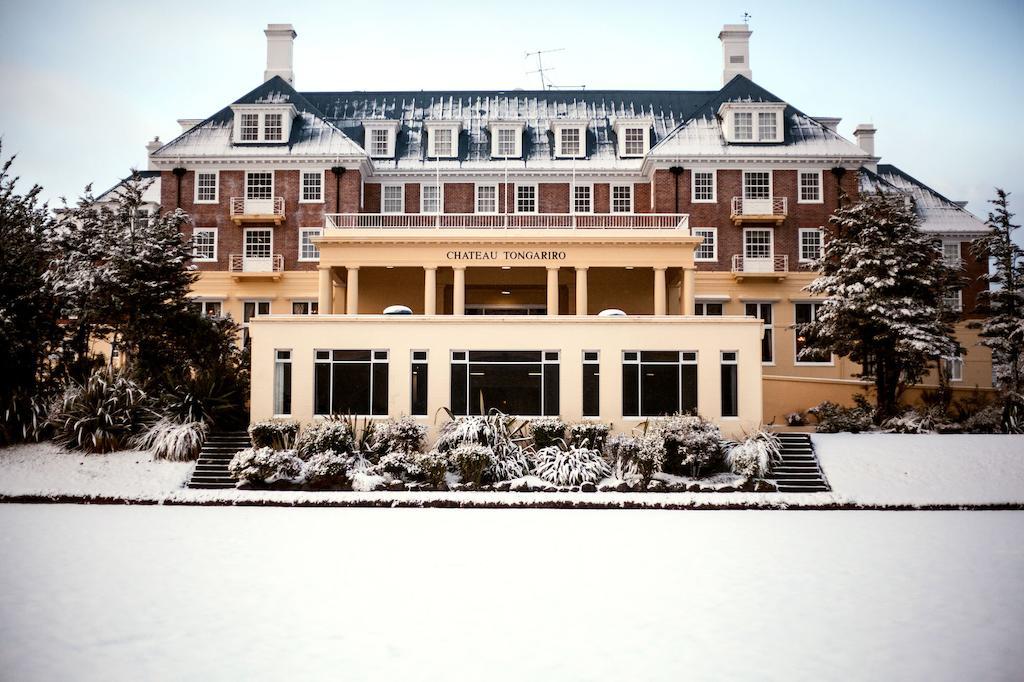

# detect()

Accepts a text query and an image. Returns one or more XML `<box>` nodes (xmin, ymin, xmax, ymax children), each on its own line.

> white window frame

<box><xmin>572</xmin><ymin>183</ymin><xmax>593</xmax><ymax>214</ymax></box>
<box><xmin>745</xmin><ymin>302</ymin><xmax>775</xmax><ymax>365</ymax></box>
<box><xmin>364</xmin><ymin>122</ymin><xmax>399</xmax><ymax>159</ymax></box>
<box><xmin>611</xmin><ymin>184</ymin><xmax>633</xmax><ymax>213</ymax></box>
<box><xmin>475</xmin><ymin>184</ymin><xmax>498</xmax><ymax>214</ymax></box>
<box><xmin>193</xmin><ymin>299</ymin><xmax>224</xmax><ymax>318</ymax></box>
<box><xmin>798</xmin><ymin>170</ymin><xmax>823</xmax><ymax>204</ymax></box>
<box><xmin>943</xmin><ymin>241</ymin><xmax>963</xmax><ymax>267</ymax></box>
<box><xmin>733</xmin><ymin>112</ymin><xmax>753</xmax><ymax>141</ymax></box>
<box><xmin>693</xmin><ymin>228</ymin><xmax>718</xmax><ymax>262</ymax></box>
<box><xmin>300</xmin><ymin>170</ymin><xmax>324</xmax><ymax>204</ymax></box>
<box><xmin>243</xmin><ymin>227</ymin><xmax>273</xmax><ymax>261</ymax></box>
<box><xmin>553</xmin><ymin>123</ymin><xmax>587</xmax><ymax>159</ymax></box>
<box><xmin>426</xmin><ymin>123</ymin><xmax>460</xmax><ymax>158</ymax></box>
<box><xmin>273</xmin><ymin>349</ymin><xmax>293</xmax><ymax>417</ymax></box>
<box><xmin>194</xmin><ymin>170</ymin><xmax>219</xmax><ymax>204</ymax></box>
<box><xmin>719</xmin><ymin>103</ymin><xmax>785</xmax><ymax>143</ymax></box>
<box><xmin>618</xmin><ymin>126</ymin><xmax>649</xmax><ymax>157</ymax></box>
<box><xmin>515</xmin><ymin>183</ymin><xmax>537</xmax><ymax>214</ymax></box>
<box><xmin>490</xmin><ymin>122</ymin><xmax>525</xmax><ymax>159</ymax></box>
<box><xmin>743</xmin><ymin>227</ymin><xmax>775</xmax><ymax>261</ymax></box>
<box><xmin>943</xmin><ymin>355</ymin><xmax>964</xmax><ymax>383</ymax></box>
<box><xmin>298</xmin><ymin>228</ymin><xmax>321</xmax><ymax>262</ymax></box>
<box><xmin>798</xmin><ymin>228</ymin><xmax>824</xmax><ymax>264</ymax></box>
<box><xmin>943</xmin><ymin>288</ymin><xmax>964</xmax><ymax>312</ymax></box>
<box><xmin>742</xmin><ymin>170</ymin><xmax>773</xmax><ymax>200</ymax></box>
<box><xmin>231</xmin><ymin>105</ymin><xmax>295</xmax><ymax>144</ymax></box>
<box><xmin>263</xmin><ymin>113</ymin><xmax>284</xmax><ymax>142</ymax></box>
<box><xmin>794</xmin><ymin>302</ymin><xmax>833</xmax><ymax>366</ymax></box>
<box><xmin>290</xmin><ymin>300</ymin><xmax>319</xmax><ymax>315</ymax></box>
<box><xmin>694</xmin><ymin>301</ymin><xmax>725</xmax><ymax>316</ymax></box>
<box><xmin>420</xmin><ymin>184</ymin><xmax>442</xmax><ymax>214</ymax></box>
<box><xmin>691</xmin><ymin>170</ymin><xmax>716</xmax><ymax>203</ymax></box>
<box><xmin>245</xmin><ymin>171</ymin><xmax>275</xmax><ymax>200</ymax></box>
<box><xmin>192</xmin><ymin>227</ymin><xmax>218</xmax><ymax>262</ymax></box>
<box><xmin>381</xmin><ymin>184</ymin><xmax>405</xmax><ymax>214</ymax></box>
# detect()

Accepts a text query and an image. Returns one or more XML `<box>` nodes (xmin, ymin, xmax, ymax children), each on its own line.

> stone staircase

<box><xmin>186</xmin><ymin>431</ymin><xmax>250</xmax><ymax>489</ymax></box>
<box><xmin>768</xmin><ymin>433</ymin><xmax>830</xmax><ymax>493</ymax></box>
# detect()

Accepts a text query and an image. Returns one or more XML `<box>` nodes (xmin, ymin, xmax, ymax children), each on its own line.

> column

<box><xmin>654</xmin><ymin>267</ymin><xmax>667</xmax><ymax>316</ymax></box>
<box><xmin>681</xmin><ymin>267</ymin><xmax>696</xmax><ymax>315</ymax></box>
<box><xmin>575</xmin><ymin>267</ymin><xmax>588</xmax><ymax>316</ymax></box>
<box><xmin>547</xmin><ymin>266</ymin><xmax>559</xmax><ymax>316</ymax></box>
<box><xmin>423</xmin><ymin>266</ymin><xmax>437</xmax><ymax>315</ymax></box>
<box><xmin>345</xmin><ymin>266</ymin><xmax>359</xmax><ymax>315</ymax></box>
<box><xmin>317</xmin><ymin>266</ymin><xmax>333</xmax><ymax>315</ymax></box>
<box><xmin>453</xmin><ymin>266</ymin><xmax>466</xmax><ymax>316</ymax></box>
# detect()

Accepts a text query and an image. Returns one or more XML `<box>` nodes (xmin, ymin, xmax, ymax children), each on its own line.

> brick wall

<box><xmin>960</xmin><ymin>241</ymin><xmax>989</xmax><ymax>317</ymax></box>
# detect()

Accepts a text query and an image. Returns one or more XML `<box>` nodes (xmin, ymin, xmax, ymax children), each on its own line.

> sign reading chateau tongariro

<box><xmin>445</xmin><ymin>250</ymin><xmax>568</xmax><ymax>261</ymax></box>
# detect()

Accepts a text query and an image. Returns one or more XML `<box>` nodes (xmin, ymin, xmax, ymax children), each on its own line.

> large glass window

<box><xmin>246</xmin><ymin>172</ymin><xmax>273</xmax><ymax>200</ymax></box>
<box><xmin>299</xmin><ymin>228</ymin><xmax>321</xmax><ymax>261</ymax></box>
<box><xmin>274</xmin><ymin>350</ymin><xmax>292</xmax><ymax>416</ymax></box>
<box><xmin>721</xmin><ymin>351</ymin><xmax>738</xmax><ymax>418</ymax></box>
<box><xmin>611</xmin><ymin>185</ymin><xmax>632</xmax><ymax>213</ymax></box>
<box><xmin>560</xmin><ymin>127</ymin><xmax>581</xmax><ymax>156</ymax></box>
<box><xmin>733</xmin><ymin>112</ymin><xmax>753</xmax><ymax>140</ymax></box>
<box><xmin>745</xmin><ymin>303</ymin><xmax>774</xmax><ymax>363</ymax></box>
<box><xmin>369</xmin><ymin>129</ymin><xmax>391</xmax><ymax>157</ymax></box>
<box><xmin>622</xmin><ymin>351</ymin><xmax>697</xmax><ymax>417</ymax></box>
<box><xmin>743</xmin><ymin>171</ymin><xmax>771</xmax><ymax>200</ymax></box>
<box><xmin>195</xmin><ymin>172</ymin><xmax>218</xmax><ymax>203</ymax></box>
<box><xmin>795</xmin><ymin>303</ymin><xmax>831</xmax><ymax>363</ymax></box>
<box><xmin>694</xmin><ymin>228</ymin><xmax>717</xmax><ymax>261</ymax></box>
<box><xmin>692</xmin><ymin>171</ymin><xmax>715</xmax><ymax>202</ymax></box>
<box><xmin>382</xmin><ymin>185</ymin><xmax>404</xmax><ymax>213</ymax></box>
<box><xmin>192</xmin><ymin>228</ymin><xmax>217</xmax><ymax>261</ymax></box>
<box><xmin>573</xmin><ymin>185</ymin><xmax>592</xmax><ymax>214</ymax></box>
<box><xmin>264</xmin><ymin>113</ymin><xmax>283</xmax><ymax>141</ymax></box>
<box><xmin>799</xmin><ymin>228</ymin><xmax>823</xmax><ymax>263</ymax></box>
<box><xmin>623</xmin><ymin>127</ymin><xmax>646</xmax><ymax>155</ymax></box>
<box><xmin>476</xmin><ymin>185</ymin><xmax>497</xmax><ymax>213</ymax></box>
<box><xmin>411</xmin><ymin>350</ymin><xmax>428</xmax><ymax>415</ymax></box>
<box><xmin>799</xmin><ymin>171</ymin><xmax>822</xmax><ymax>202</ymax></box>
<box><xmin>516</xmin><ymin>185</ymin><xmax>536</xmax><ymax>213</ymax></box>
<box><xmin>757</xmin><ymin>112</ymin><xmax>777</xmax><ymax>140</ymax></box>
<box><xmin>240</xmin><ymin>113</ymin><xmax>259</xmax><ymax>141</ymax></box>
<box><xmin>497</xmin><ymin>128</ymin><xmax>518</xmax><ymax>157</ymax></box>
<box><xmin>582</xmin><ymin>351</ymin><xmax>600</xmax><ymax>417</ymax></box>
<box><xmin>421</xmin><ymin>185</ymin><xmax>441</xmax><ymax>214</ymax></box>
<box><xmin>301</xmin><ymin>172</ymin><xmax>323</xmax><ymax>202</ymax></box>
<box><xmin>314</xmin><ymin>350</ymin><xmax>389</xmax><ymax>416</ymax></box>
<box><xmin>450</xmin><ymin>350</ymin><xmax>559</xmax><ymax>416</ymax></box>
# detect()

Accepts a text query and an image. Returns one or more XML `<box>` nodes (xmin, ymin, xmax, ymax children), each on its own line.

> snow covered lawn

<box><xmin>0</xmin><ymin>505</ymin><xmax>1021</xmax><ymax>681</ymax></box>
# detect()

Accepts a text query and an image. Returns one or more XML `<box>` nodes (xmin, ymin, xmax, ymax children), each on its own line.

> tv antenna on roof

<box><xmin>743</xmin><ymin>12</ymin><xmax>751</xmax><ymax>24</ymax></box>
<box><xmin>525</xmin><ymin>48</ymin><xmax>586</xmax><ymax>90</ymax></box>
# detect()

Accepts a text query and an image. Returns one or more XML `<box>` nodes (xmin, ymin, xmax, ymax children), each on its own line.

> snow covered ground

<box><xmin>0</xmin><ymin>505</ymin><xmax>1021</xmax><ymax>681</ymax></box>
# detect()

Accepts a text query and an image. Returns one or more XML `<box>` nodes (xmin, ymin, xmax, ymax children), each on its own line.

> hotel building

<box><xmin>135</xmin><ymin>23</ymin><xmax>991</xmax><ymax>436</ymax></box>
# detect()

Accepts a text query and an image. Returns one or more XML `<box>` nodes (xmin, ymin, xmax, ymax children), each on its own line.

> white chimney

<box><xmin>145</xmin><ymin>137</ymin><xmax>162</xmax><ymax>171</ymax></box>
<box><xmin>264</xmin><ymin>23</ymin><xmax>297</xmax><ymax>86</ymax></box>
<box><xmin>719</xmin><ymin>24</ymin><xmax>752</xmax><ymax>85</ymax></box>
<box><xmin>177</xmin><ymin>118</ymin><xmax>204</xmax><ymax>134</ymax></box>
<box><xmin>815</xmin><ymin>117</ymin><xmax>841</xmax><ymax>132</ymax></box>
<box><xmin>853</xmin><ymin>124</ymin><xmax>878</xmax><ymax>172</ymax></box>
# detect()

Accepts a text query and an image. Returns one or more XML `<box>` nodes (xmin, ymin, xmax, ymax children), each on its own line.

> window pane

<box><xmin>468</xmin><ymin>350</ymin><xmax>542</xmax><ymax>363</ymax></box>
<box><xmin>468</xmin><ymin>364</ymin><xmax>542</xmax><ymax>416</ymax></box>
<box><xmin>333</xmin><ymin>350</ymin><xmax>371</xmax><ymax>361</ymax></box>
<box><xmin>543</xmin><ymin>364</ymin><xmax>559</xmax><ymax>416</ymax></box>
<box><xmin>641</xmin><ymin>351</ymin><xmax>680</xmax><ymax>363</ymax></box>
<box><xmin>583</xmin><ymin>364</ymin><xmax>600</xmax><ymax>417</ymax></box>
<box><xmin>371</xmin><ymin>363</ymin><xmax>388</xmax><ymax>416</ymax></box>
<box><xmin>274</xmin><ymin>358</ymin><xmax>292</xmax><ymax>415</ymax></box>
<box><xmin>411</xmin><ymin>363</ymin><xmax>428</xmax><ymax>415</ymax></box>
<box><xmin>641</xmin><ymin>364</ymin><xmax>679</xmax><ymax>416</ymax></box>
<box><xmin>314</xmin><ymin>362</ymin><xmax>331</xmax><ymax>415</ymax></box>
<box><xmin>743</xmin><ymin>172</ymin><xmax>770</xmax><ymax>199</ymax></box>
<box><xmin>622</xmin><ymin>364</ymin><xmax>639</xmax><ymax>417</ymax></box>
<box><xmin>332</xmin><ymin>363</ymin><xmax>371</xmax><ymax>415</ymax></box>
<box><xmin>681</xmin><ymin>365</ymin><xmax>698</xmax><ymax>414</ymax></box>
<box><xmin>721</xmin><ymin>364</ymin><xmax>738</xmax><ymax>417</ymax></box>
<box><xmin>451</xmin><ymin>364</ymin><xmax>468</xmax><ymax>415</ymax></box>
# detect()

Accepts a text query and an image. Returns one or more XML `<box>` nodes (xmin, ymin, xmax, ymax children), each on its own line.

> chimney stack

<box><xmin>853</xmin><ymin>124</ymin><xmax>878</xmax><ymax>172</ymax></box>
<box><xmin>719</xmin><ymin>24</ymin><xmax>752</xmax><ymax>85</ymax></box>
<box><xmin>177</xmin><ymin>118</ymin><xmax>204</xmax><ymax>134</ymax></box>
<box><xmin>264</xmin><ymin>23</ymin><xmax>297</xmax><ymax>86</ymax></box>
<box><xmin>815</xmin><ymin>117</ymin><xmax>842</xmax><ymax>133</ymax></box>
<box><xmin>145</xmin><ymin>137</ymin><xmax>162</xmax><ymax>171</ymax></box>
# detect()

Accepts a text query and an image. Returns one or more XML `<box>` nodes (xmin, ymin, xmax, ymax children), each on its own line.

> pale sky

<box><xmin>1</xmin><ymin>0</ymin><xmax>1022</xmax><ymax>226</ymax></box>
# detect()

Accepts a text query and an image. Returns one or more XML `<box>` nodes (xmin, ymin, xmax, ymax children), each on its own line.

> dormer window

<box><xmin>231</xmin><ymin>105</ymin><xmax>295</xmax><ymax>144</ymax></box>
<box><xmin>613</xmin><ymin>119</ymin><xmax>653</xmax><ymax>158</ymax></box>
<box><xmin>425</xmin><ymin>122</ymin><xmax>461</xmax><ymax>158</ymax></box>
<box><xmin>720</xmin><ymin>102</ymin><xmax>785</xmax><ymax>143</ymax></box>
<box><xmin>364</xmin><ymin>121</ymin><xmax>400</xmax><ymax>159</ymax></box>
<box><xmin>551</xmin><ymin>120</ymin><xmax>587</xmax><ymax>159</ymax></box>
<box><xmin>489</xmin><ymin>121</ymin><xmax>525</xmax><ymax>159</ymax></box>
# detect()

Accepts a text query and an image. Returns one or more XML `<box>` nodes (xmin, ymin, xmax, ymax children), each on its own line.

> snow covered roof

<box><xmin>860</xmin><ymin>165</ymin><xmax>988</xmax><ymax>236</ymax></box>
<box><xmin>95</xmin><ymin>170</ymin><xmax>161</xmax><ymax>205</ymax></box>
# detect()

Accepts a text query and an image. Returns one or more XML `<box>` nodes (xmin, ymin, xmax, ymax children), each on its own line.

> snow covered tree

<box><xmin>970</xmin><ymin>189</ymin><xmax>1024</xmax><ymax>397</ymax></box>
<box><xmin>803</xmin><ymin>192</ymin><xmax>962</xmax><ymax>421</ymax></box>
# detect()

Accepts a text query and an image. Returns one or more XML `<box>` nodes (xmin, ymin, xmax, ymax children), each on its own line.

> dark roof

<box><xmin>860</xmin><ymin>164</ymin><xmax>988</xmax><ymax>234</ymax></box>
<box><xmin>95</xmin><ymin>170</ymin><xmax>161</xmax><ymax>203</ymax></box>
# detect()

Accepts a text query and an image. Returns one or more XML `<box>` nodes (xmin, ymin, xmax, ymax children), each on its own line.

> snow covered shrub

<box><xmin>373</xmin><ymin>450</ymin><xmax>423</xmax><ymax>480</ymax></box>
<box><xmin>303</xmin><ymin>449</ymin><xmax>351</xmax><ymax>488</ymax></box>
<box><xmin>961</xmin><ymin>404</ymin><xmax>1005</xmax><ymax>434</ymax></box>
<box><xmin>533</xmin><ymin>445</ymin><xmax>611</xmax><ymax>487</ymax></box>
<box><xmin>488</xmin><ymin>446</ymin><xmax>532</xmax><ymax>483</ymax></box>
<box><xmin>808</xmin><ymin>401</ymin><xmax>874</xmax><ymax>433</ymax></box>
<box><xmin>881</xmin><ymin>409</ymin><xmax>939</xmax><ymax>434</ymax></box>
<box><xmin>248</xmin><ymin>420</ymin><xmax>299</xmax><ymax>449</ymax></box>
<box><xmin>132</xmin><ymin>417</ymin><xmax>208</xmax><ymax>461</ymax></box>
<box><xmin>435</xmin><ymin>410</ymin><xmax>531</xmax><ymax>483</ymax></box>
<box><xmin>724</xmin><ymin>431</ymin><xmax>781</xmax><ymax>478</ymax></box>
<box><xmin>605</xmin><ymin>433</ymin><xmax>664</xmax><ymax>485</ymax></box>
<box><xmin>785</xmin><ymin>412</ymin><xmax>807</xmax><ymax>427</ymax></box>
<box><xmin>530</xmin><ymin>417</ymin><xmax>567</xmax><ymax>449</ymax></box>
<box><xmin>1</xmin><ymin>391</ymin><xmax>53</xmax><ymax>446</ymax></box>
<box><xmin>50</xmin><ymin>369</ymin><xmax>150</xmax><ymax>453</ymax></box>
<box><xmin>416</xmin><ymin>450</ymin><xmax>450</xmax><ymax>488</ymax></box>
<box><xmin>569</xmin><ymin>422</ymin><xmax>611</xmax><ymax>450</ymax></box>
<box><xmin>228</xmin><ymin>447</ymin><xmax>303</xmax><ymax>484</ymax></box>
<box><xmin>294</xmin><ymin>420</ymin><xmax>355</xmax><ymax>459</ymax></box>
<box><xmin>371</xmin><ymin>416</ymin><xmax>427</xmax><ymax>455</ymax></box>
<box><xmin>656</xmin><ymin>414</ymin><xmax>722</xmax><ymax>477</ymax></box>
<box><xmin>449</xmin><ymin>444</ymin><xmax>495</xmax><ymax>486</ymax></box>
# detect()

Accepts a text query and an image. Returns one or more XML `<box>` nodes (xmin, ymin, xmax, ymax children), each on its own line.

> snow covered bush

<box><xmin>488</xmin><ymin>446</ymin><xmax>531</xmax><ymax>482</ymax></box>
<box><xmin>530</xmin><ymin>417</ymin><xmax>567</xmax><ymax>449</ymax></box>
<box><xmin>809</xmin><ymin>401</ymin><xmax>874</xmax><ymax>433</ymax></box>
<box><xmin>373</xmin><ymin>450</ymin><xmax>423</xmax><ymax>480</ymax></box>
<box><xmin>569</xmin><ymin>422</ymin><xmax>611</xmax><ymax>450</ymax></box>
<box><xmin>416</xmin><ymin>450</ymin><xmax>449</xmax><ymax>488</ymax></box>
<box><xmin>605</xmin><ymin>433</ymin><xmax>664</xmax><ymax>485</ymax></box>
<box><xmin>435</xmin><ymin>410</ymin><xmax>531</xmax><ymax>483</ymax></box>
<box><xmin>1</xmin><ymin>391</ymin><xmax>53</xmax><ymax>446</ymax></box>
<box><xmin>449</xmin><ymin>444</ymin><xmax>494</xmax><ymax>486</ymax></box>
<box><xmin>248</xmin><ymin>420</ymin><xmax>299</xmax><ymax>449</ymax></box>
<box><xmin>881</xmin><ymin>409</ymin><xmax>939</xmax><ymax>434</ymax></box>
<box><xmin>656</xmin><ymin>414</ymin><xmax>722</xmax><ymax>477</ymax></box>
<box><xmin>724</xmin><ymin>431</ymin><xmax>781</xmax><ymax>478</ymax></box>
<box><xmin>785</xmin><ymin>412</ymin><xmax>807</xmax><ymax>427</ymax></box>
<box><xmin>961</xmin><ymin>404</ymin><xmax>1005</xmax><ymax>434</ymax></box>
<box><xmin>49</xmin><ymin>368</ymin><xmax>150</xmax><ymax>453</ymax></box>
<box><xmin>132</xmin><ymin>417</ymin><xmax>208</xmax><ymax>461</ymax></box>
<box><xmin>303</xmin><ymin>449</ymin><xmax>351</xmax><ymax>488</ymax></box>
<box><xmin>371</xmin><ymin>416</ymin><xmax>427</xmax><ymax>455</ymax></box>
<box><xmin>294</xmin><ymin>420</ymin><xmax>355</xmax><ymax>459</ymax></box>
<box><xmin>533</xmin><ymin>445</ymin><xmax>611</xmax><ymax>487</ymax></box>
<box><xmin>228</xmin><ymin>447</ymin><xmax>303</xmax><ymax>484</ymax></box>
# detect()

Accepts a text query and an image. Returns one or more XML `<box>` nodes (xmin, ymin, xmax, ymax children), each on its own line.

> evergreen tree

<box><xmin>803</xmin><ymin>192</ymin><xmax>962</xmax><ymax>421</ymax></box>
<box><xmin>970</xmin><ymin>189</ymin><xmax>1024</xmax><ymax>397</ymax></box>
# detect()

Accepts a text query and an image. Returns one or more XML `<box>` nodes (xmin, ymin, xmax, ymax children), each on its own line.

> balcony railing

<box><xmin>731</xmin><ymin>254</ymin><xmax>789</xmax><ymax>274</ymax></box>
<box><xmin>230</xmin><ymin>197</ymin><xmax>286</xmax><ymax>223</ymax></box>
<box><xmin>229</xmin><ymin>253</ymin><xmax>284</xmax><ymax>274</ymax></box>
<box><xmin>324</xmin><ymin>213</ymin><xmax>690</xmax><ymax>231</ymax></box>
<box><xmin>730</xmin><ymin>197</ymin><xmax>788</xmax><ymax>223</ymax></box>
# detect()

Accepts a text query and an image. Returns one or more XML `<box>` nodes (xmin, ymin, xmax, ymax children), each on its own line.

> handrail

<box><xmin>730</xmin><ymin>196</ymin><xmax>788</xmax><ymax>216</ymax></box>
<box><xmin>229</xmin><ymin>253</ymin><xmax>284</xmax><ymax>273</ymax></box>
<box><xmin>230</xmin><ymin>197</ymin><xmax>285</xmax><ymax>218</ymax></box>
<box><xmin>324</xmin><ymin>213</ymin><xmax>690</xmax><ymax>231</ymax></box>
<box><xmin>731</xmin><ymin>254</ymin><xmax>789</xmax><ymax>273</ymax></box>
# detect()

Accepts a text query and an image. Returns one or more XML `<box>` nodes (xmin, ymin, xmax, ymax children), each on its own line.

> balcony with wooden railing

<box><xmin>324</xmin><ymin>213</ymin><xmax>690</xmax><ymax>232</ymax></box>
<box><xmin>228</xmin><ymin>253</ymin><xmax>284</xmax><ymax>280</ymax></box>
<box><xmin>230</xmin><ymin>197</ymin><xmax>286</xmax><ymax>225</ymax></box>
<box><xmin>730</xmin><ymin>197</ymin><xmax>788</xmax><ymax>225</ymax></box>
<box><xmin>731</xmin><ymin>254</ymin><xmax>789</xmax><ymax>281</ymax></box>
